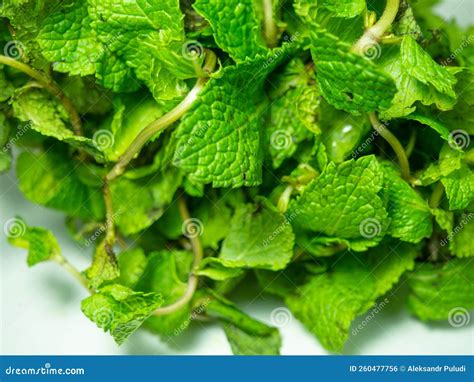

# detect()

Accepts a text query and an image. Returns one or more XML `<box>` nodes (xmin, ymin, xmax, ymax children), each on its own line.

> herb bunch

<box><xmin>1</xmin><ymin>0</ymin><xmax>473</xmax><ymax>354</ymax></box>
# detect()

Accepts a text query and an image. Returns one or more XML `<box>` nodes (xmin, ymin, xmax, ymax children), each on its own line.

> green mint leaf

<box><xmin>320</xmin><ymin>0</ymin><xmax>365</xmax><ymax>19</ymax></box>
<box><xmin>441</xmin><ymin>165</ymin><xmax>474</xmax><ymax>210</ymax></box>
<box><xmin>289</xmin><ymin>156</ymin><xmax>389</xmax><ymax>250</ymax></box>
<box><xmin>439</xmin><ymin>69</ymin><xmax>474</xmax><ymax>134</ymax></box>
<box><xmin>196</xmin><ymin>257</ymin><xmax>245</xmax><ymax>281</ymax></box>
<box><xmin>206</xmin><ymin>293</ymin><xmax>281</xmax><ymax>355</ymax></box>
<box><xmin>8</xmin><ymin>220</ymin><xmax>62</xmax><ymax>266</ymax></box>
<box><xmin>218</xmin><ymin>198</ymin><xmax>295</xmax><ymax>271</ymax></box>
<box><xmin>380</xmin><ymin>36</ymin><xmax>457</xmax><ymax>119</ymax></box>
<box><xmin>85</xmin><ymin>239</ymin><xmax>120</xmax><ymax>289</ymax></box>
<box><xmin>431</xmin><ymin>208</ymin><xmax>454</xmax><ymax>234</ymax></box>
<box><xmin>111</xmin><ymin>163</ymin><xmax>182</xmax><ymax>236</ymax></box>
<box><xmin>17</xmin><ymin>150</ymin><xmax>105</xmax><ymax>220</ymax></box>
<box><xmin>116</xmin><ymin>248</ymin><xmax>148</xmax><ymax>287</ymax></box>
<box><xmin>193</xmin><ymin>0</ymin><xmax>268</xmax><ymax>61</ymax></box>
<box><xmin>37</xmin><ymin>0</ymin><xmax>102</xmax><ymax>76</ymax></box>
<box><xmin>381</xmin><ymin>162</ymin><xmax>433</xmax><ymax>243</ymax></box>
<box><xmin>194</xmin><ymin>198</ymin><xmax>232</xmax><ymax>250</ymax></box>
<box><xmin>174</xmin><ymin>51</ymin><xmax>288</xmax><ymax>187</ymax></box>
<box><xmin>88</xmin><ymin>0</ymin><xmax>195</xmax><ymax>101</ymax></box>
<box><xmin>407</xmin><ymin>259</ymin><xmax>474</xmax><ymax>321</ymax></box>
<box><xmin>319</xmin><ymin>100</ymin><xmax>370</xmax><ymax>163</ymax></box>
<box><xmin>81</xmin><ymin>284</ymin><xmax>163</xmax><ymax>345</ymax></box>
<box><xmin>265</xmin><ymin>59</ymin><xmax>320</xmax><ymax>168</ymax></box>
<box><xmin>10</xmin><ymin>88</ymin><xmax>105</xmax><ymax>160</ymax></box>
<box><xmin>449</xmin><ymin>215</ymin><xmax>474</xmax><ymax>258</ymax></box>
<box><xmin>286</xmin><ymin>241</ymin><xmax>417</xmax><ymax>352</ymax></box>
<box><xmin>135</xmin><ymin>251</ymin><xmax>192</xmax><ymax>336</ymax></box>
<box><xmin>310</xmin><ymin>30</ymin><xmax>396</xmax><ymax>115</ymax></box>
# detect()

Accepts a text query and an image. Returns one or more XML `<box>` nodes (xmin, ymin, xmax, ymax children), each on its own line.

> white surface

<box><xmin>1</xmin><ymin>0</ymin><xmax>474</xmax><ymax>356</ymax></box>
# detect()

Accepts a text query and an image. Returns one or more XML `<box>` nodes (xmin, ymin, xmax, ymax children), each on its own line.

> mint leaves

<box><xmin>3</xmin><ymin>0</ymin><xmax>473</xmax><ymax>355</ymax></box>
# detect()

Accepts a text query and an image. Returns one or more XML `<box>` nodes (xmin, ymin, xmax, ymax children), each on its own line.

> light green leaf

<box><xmin>206</xmin><ymin>293</ymin><xmax>281</xmax><ymax>355</ymax></box>
<box><xmin>381</xmin><ymin>162</ymin><xmax>433</xmax><ymax>243</ymax></box>
<box><xmin>193</xmin><ymin>0</ymin><xmax>268</xmax><ymax>61</ymax></box>
<box><xmin>11</xmin><ymin>88</ymin><xmax>104</xmax><ymax>160</ymax></box>
<box><xmin>289</xmin><ymin>156</ymin><xmax>389</xmax><ymax>250</ymax></box>
<box><xmin>37</xmin><ymin>0</ymin><xmax>102</xmax><ymax>76</ymax></box>
<box><xmin>8</xmin><ymin>221</ymin><xmax>62</xmax><ymax>266</ymax></box>
<box><xmin>196</xmin><ymin>257</ymin><xmax>245</xmax><ymax>281</ymax></box>
<box><xmin>286</xmin><ymin>242</ymin><xmax>417</xmax><ymax>352</ymax></box>
<box><xmin>380</xmin><ymin>36</ymin><xmax>457</xmax><ymax>119</ymax></box>
<box><xmin>442</xmin><ymin>165</ymin><xmax>474</xmax><ymax>210</ymax></box>
<box><xmin>136</xmin><ymin>251</ymin><xmax>192</xmax><ymax>336</ymax></box>
<box><xmin>117</xmin><ymin>248</ymin><xmax>148</xmax><ymax>287</ymax></box>
<box><xmin>219</xmin><ymin>198</ymin><xmax>295</xmax><ymax>271</ymax></box>
<box><xmin>449</xmin><ymin>214</ymin><xmax>474</xmax><ymax>258</ymax></box>
<box><xmin>88</xmin><ymin>0</ymin><xmax>195</xmax><ymax>101</ymax></box>
<box><xmin>174</xmin><ymin>50</ymin><xmax>289</xmax><ymax>187</ymax></box>
<box><xmin>17</xmin><ymin>150</ymin><xmax>105</xmax><ymax>220</ymax></box>
<box><xmin>310</xmin><ymin>30</ymin><xmax>396</xmax><ymax>115</ymax></box>
<box><xmin>111</xmin><ymin>166</ymin><xmax>182</xmax><ymax>236</ymax></box>
<box><xmin>407</xmin><ymin>259</ymin><xmax>474</xmax><ymax>321</ymax></box>
<box><xmin>81</xmin><ymin>284</ymin><xmax>163</xmax><ymax>345</ymax></box>
<box><xmin>85</xmin><ymin>239</ymin><xmax>119</xmax><ymax>289</ymax></box>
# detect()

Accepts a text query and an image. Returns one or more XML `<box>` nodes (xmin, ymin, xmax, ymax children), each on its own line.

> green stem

<box><xmin>102</xmin><ymin>181</ymin><xmax>115</xmax><ymax>246</ymax></box>
<box><xmin>369</xmin><ymin>113</ymin><xmax>411</xmax><ymax>181</ymax></box>
<box><xmin>352</xmin><ymin>0</ymin><xmax>400</xmax><ymax>54</ymax></box>
<box><xmin>106</xmin><ymin>51</ymin><xmax>217</xmax><ymax>182</ymax></box>
<box><xmin>154</xmin><ymin>195</ymin><xmax>203</xmax><ymax>316</ymax></box>
<box><xmin>0</xmin><ymin>55</ymin><xmax>83</xmax><ymax>136</ymax></box>
<box><xmin>263</xmin><ymin>0</ymin><xmax>278</xmax><ymax>48</ymax></box>
<box><xmin>429</xmin><ymin>182</ymin><xmax>445</xmax><ymax>209</ymax></box>
<box><xmin>277</xmin><ymin>185</ymin><xmax>293</xmax><ymax>213</ymax></box>
<box><xmin>405</xmin><ymin>129</ymin><xmax>417</xmax><ymax>158</ymax></box>
<box><xmin>55</xmin><ymin>256</ymin><xmax>93</xmax><ymax>294</ymax></box>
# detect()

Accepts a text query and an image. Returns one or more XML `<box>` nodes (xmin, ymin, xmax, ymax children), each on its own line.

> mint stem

<box><xmin>0</xmin><ymin>55</ymin><xmax>83</xmax><ymax>136</ymax></box>
<box><xmin>369</xmin><ymin>113</ymin><xmax>411</xmax><ymax>181</ymax></box>
<box><xmin>263</xmin><ymin>0</ymin><xmax>278</xmax><ymax>48</ymax></box>
<box><xmin>106</xmin><ymin>50</ymin><xmax>217</xmax><ymax>182</ymax></box>
<box><xmin>352</xmin><ymin>0</ymin><xmax>400</xmax><ymax>54</ymax></box>
<box><xmin>55</xmin><ymin>256</ymin><xmax>93</xmax><ymax>294</ymax></box>
<box><xmin>429</xmin><ymin>182</ymin><xmax>445</xmax><ymax>209</ymax></box>
<box><xmin>153</xmin><ymin>195</ymin><xmax>204</xmax><ymax>316</ymax></box>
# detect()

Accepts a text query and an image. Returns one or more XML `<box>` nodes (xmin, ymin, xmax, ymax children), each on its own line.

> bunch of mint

<box><xmin>1</xmin><ymin>0</ymin><xmax>473</xmax><ymax>354</ymax></box>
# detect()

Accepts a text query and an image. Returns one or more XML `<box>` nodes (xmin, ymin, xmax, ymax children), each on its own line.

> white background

<box><xmin>1</xmin><ymin>0</ymin><xmax>473</xmax><ymax>355</ymax></box>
